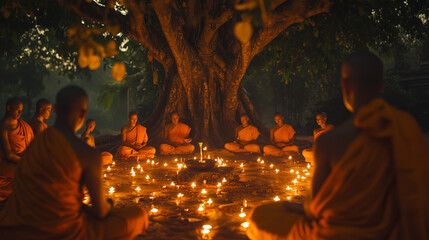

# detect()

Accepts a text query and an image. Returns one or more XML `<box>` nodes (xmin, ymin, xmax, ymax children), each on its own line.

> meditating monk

<box><xmin>0</xmin><ymin>98</ymin><xmax>34</xmax><ymax>202</ymax></box>
<box><xmin>263</xmin><ymin>113</ymin><xmax>299</xmax><ymax>156</ymax></box>
<box><xmin>159</xmin><ymin>112</ymin><xmax>194</xmax><ymax>155</ymax></box>
<box><xmin>29</xmin><ymin>98</ymin><xmax>52</xmax><ymax>135</ymax></box>
<box><xmin>248</xmin><ymin>52</ymin><xmax>429</xmax><ymax>240</ymax></box>
<box><xmin>81</xmin><ymin>119</ymin><xmax>113</xmax><ymax>165</ymax></box>
<box><xmin>115</xmin><ymin>111</ymin><xmax>156</xmax><ymax>159</ymax></box>
<box><xmin>302</xmin><ymin>112</ymin><xmax>334</xmax><ymax>163</ymax></box>
<box><xmin>225</xmin><ymin>114</ymin><xmax>261</xmax><ymax>154</ymax></box>
<box><xmin>0</xmin><ymin>85</ymin><xmax>148</xmax><ymax>239</ymax></box>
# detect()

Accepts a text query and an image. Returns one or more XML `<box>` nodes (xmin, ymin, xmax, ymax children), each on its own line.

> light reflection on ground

<box><xmin>101</xmin><ymin>151</ymin><xmax>312</xmax><ymax>240</ymax></box>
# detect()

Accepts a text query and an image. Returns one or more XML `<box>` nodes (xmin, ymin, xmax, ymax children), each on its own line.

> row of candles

<box><xmin>101</xmin><ymin>154</ymin><xmax>312</xmax><ymax>238</ymax></box>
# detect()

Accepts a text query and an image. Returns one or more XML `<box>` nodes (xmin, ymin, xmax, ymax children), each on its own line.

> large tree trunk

<box><xmin>63</xmin><ymin>0</ymin><xmax>332</xmax><ymax>149</ymax></box>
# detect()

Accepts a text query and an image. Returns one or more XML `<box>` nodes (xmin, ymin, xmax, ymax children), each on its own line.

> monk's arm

<box><xmin>82</xmin><ymin>153</ymin><xmax>111</xmax><ymax>219</ymax></box>
<box><xmin>311</xmin><ymin>138</ymin><xmax>331</xmax><ymax>197</ymax></box>
<box><xmin>120</xmin><ymin>128</ymin><xmax>137</xmax><ymax>149</ymax></box>
<box><xmin>270</xmin><ymin>128</ymin><xmax>276</xmax><ymax>144</ymax></box>
<box><xmin>0</xmin><ymin>126</ymin><xmax>20</xmax><ymax>162</ymax></box>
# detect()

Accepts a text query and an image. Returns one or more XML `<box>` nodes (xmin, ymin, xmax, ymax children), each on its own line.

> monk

<box><xmin>81</xmin><ymin>119</ymin><xmax>113</xmax><ymax>165</ymax></box>
<box><xmin>115</xmin><ymin>111</ymin><xmax>156</xmax><ymax>159</ymax></box>
<box><xmin>248</xmin><ymin>52</ymin><xmax>429</xmax><ymax>240</ymax></box>
<box><xmin>0</xmin><ymin>85</ymin><xmax>148</xmax><ymax>239</ymax></box>
<box><xmin>160</xmin><ymin>112</ymin><xmax>195</xmax><ymax>155</ymax></box>
<box><xmin>263</xmin><ymin>113</ymin><xmax>299</xmax><ymax>156</ymax></box>
<box><xmin>0</xmin><ymin>98</ymin><xmax>34</xmax><ymax>202</ymax></box>
<box><xmin>225</xmin><ymin>114</ymin><xmax>261</xmax><ymax>154</ymax></box>
<box><xmin>29</xmin><ymin>98</ymin><xmax>52</xmax><ymax>135</ymax></box>
<box><xmin>302</xmin><ymin>112</ymin><xmax>334</xmax><ymax>163</ymax></box>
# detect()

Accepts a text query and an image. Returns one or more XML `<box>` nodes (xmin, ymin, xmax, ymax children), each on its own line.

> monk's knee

<box><xmin>188</xmin><ymin>144</ymin><xmax>195</xmax><ymax>152</ymax></box>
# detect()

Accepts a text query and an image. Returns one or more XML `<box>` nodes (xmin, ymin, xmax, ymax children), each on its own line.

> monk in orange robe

<box><xmin>81</xmin><ymin>119</ymin><xmax>113</xmax><ymax>165</ymax></box>
<box><xmin>0</xmin><ymin>85</ymin><xmax>148</xmax><ymax>239</ymax></box>
<box><xmin>302</xmin><ymin>112</ymin><xmax>333</xmax><ymax>163</ymax></box>
<box><xmin>29</xmin><ymin>98</ymin><xmax>52</xmax><ymax>135</ymax></box>
<box><xmin>248</xmin><ymin>52</ymin><xmax>429</xmax><ymax>240</ymax></box>
<box><xmin>0</xmin><ymin>98</ymin><xmax>34</xmax><ymax>202</ymax></box>
<box><xmin>160</xmin><ymin>112</ymin><xmax>195</xmax><ymax>155</ymax></box>
<box><xmin>263</xmin><ymin>113</ymin><xmax>298</xmax><ymax>156</ymax></box>
<box><xmin>115</xmin><ymin>111</ymin><xmax>156</xmax><ymax>159</ymax></box>
<box><xmin>225</xmin><ymin>114</ymin><xmax>261</xmax><ymax>154</ymax></box>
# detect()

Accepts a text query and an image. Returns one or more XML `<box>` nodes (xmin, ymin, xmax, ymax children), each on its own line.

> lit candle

<box><xmin>239</xmin><ymin>212</ymin><xmax>246</xmax><ymax>218</ymax></box>
<box><xmin>270</xmin><ymin>164</ymin><xmax>274</xmax><ymax>168</ymax></box>
<box><xmin>131</xmin><ymin>172</ymin><xmax>136</xmax><ymax>177</ymax></box>
<box><xmin>217</xmin><ymin>182</ymin><xmax>222</xmax><ymax>187</ymax></box>
<box><xmin>107</xmin><ymin>166</ymin><xmax>111</xmax><ymax>171</ymax></box>
<box><xmin>275</xmin><ymin>169</ymin><xmax>279</xmax><ymax>173</ymax></box>
<box><xmin>260</xmin><ymin>160</ymin><xmax>265</xmax><ymax>164</ymax></box>
<box><xmin>109</xmin><ymin>187</ymin><xmax>115</xmax><ymax>194</ymax></box>
<box><xmin>286</xmin><ymin>186</ymin><xmax>292</xmax><ymax>190</ymax></box>
<box><xmin>150</xmin><ymin>208</ymin><xmax>158</xmax><ymax>213</ymax></box>
<box><xmin>257</xmin><ymin>158</ymin><xmax>261</xmax><ymax>162</ymax></box>
<box><xmin>292</xmin><ymin>179</ymin><xmax>298</xmax><ymax>184</ymax></box>
<box><xmin>104</xmin><ymin>174</ymin><xmax>106</xmax><ymax>178</ymax></box>
<box><xmin>201</xmin><ymin>189</ymin><xmax>207</xmax><ymax>194</ymax></box>
<box><xmin>290</xmin><ymin>169</ymin><xmax>294</xmax><ymax>173</ymax></box>
<box><xmin>137</xmin><ymin>164</ymin><xmax>141</xmax><ymax>169</ymax></box>
<box><xmin>241</xmin><ymin>222</ymin><xmax>249</xmax><ymax>228</ymax></box>
<box><xmin>171</xmin><ymin>182</ymin><xmax>175</xmax><ymax>186</ymax></box>
<box><xmin>288</xmin><ymin>155</ymin><xmax>292</xmax><ymax>160</ymax></box>
<box><xmin>112</xmin><ymin>161</ymin><xmax>115</xmax><ymax>166</ymax></box>
<box><xmin>274</xmin><ymin>196</ymin><xmax>280</xmax><ymax>201</ymax></box>
<box><xmin>222</xmin><ymin>177</ymin><xmax>227</xmax><ymax>183</ymax></box>
<box><xmin>135</xmin><ymin>186</ymin><xmax>141</xmax><ymax>192</ymax></box>
<box><xmin>191</xmin><ymin>182</ymin><xmax>196</xmax><ymax>188</ymax></box>
<box><xmin>198</xmin><ymin>204</ymin><xmax>204</xmax><ymax>211</ymax></box>
<box><xmin>146</xmin><ymin>175</ymin><xmax>150</xmax><ymax>180</ymax></box>
<box><xmin>243</xmin><ymin>199</ymin><xmax>248</xmax><ymax>208</ymax></box>
<box><xmin>207</xmin><ymin>198</ymin><xmax>213</xmax><ymax>204</ymax></box>
<box><xmin>287</xmin><ymin>196</ymin><xmax>291</xmax><ymax>200</ymax></box>
<box><xmin>175</xmin><ymin>158</ymin><xmax>178</xmax><ymax>162</ymax></box>
<box><xmin>164</xmin><ymin>163</ymin><xmax>168</xmax><ymax>167</ymax></box>
<box><xmin>240</xmin><ymin>163</ymin><xmax>244</xmax><ymax>168</ymax></box>
<box><xmin>177</xmin><ymin>193</ymin><xmax>184</xmax><ymax>197</ymax></box>
<box><xmin>307</xmin><ymin>163</ymin><xmax>311</xmax><ymax>168</ymax></box>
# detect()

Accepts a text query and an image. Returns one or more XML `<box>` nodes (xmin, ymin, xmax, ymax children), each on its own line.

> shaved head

<box><xmin>342</xmin><ymin>51</ymin><xmax>384</xmax><ymax>90</ymax></box>
<box><xmin>55</xmin><ymin>85</ymin><xmax>88</xmax><ymax>132</ymax></box>
<box><xmin>6</xmin><ymin>97</ymin><xmax>22</xmax><ymax>108</ymax></box>
<box><xmin>55</xmin><ymin>85</ymin><xmax>88</xmax><ymax>114</ymax></box>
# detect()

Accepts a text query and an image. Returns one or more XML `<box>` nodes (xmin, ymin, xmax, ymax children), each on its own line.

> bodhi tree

<box><xmin>51</xmin><ymin>0</ymin><xmax>333</xmax><ymax>146</ymax></box>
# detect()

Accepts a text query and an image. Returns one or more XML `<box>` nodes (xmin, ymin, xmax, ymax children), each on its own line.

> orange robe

<box><xmin>115</xmin><ymin>124</ymin><xmax>155</xmax><ymax>159</ymax></box>
<box><xmin>263</xmin><ymin>124</ymin><xmax>298</xmax><ymax>156</ymax></box>
<box><xmin>82</xmin><ymin>135</ymin><xmax>113</xmax><ymax>165</ymax></box>
<box><xmin>30</xmin><ymin>120</ymin><xmax>48</xmax><ymax>135</ymax></box>
<box><xmin>0</xmin><ymin>127</ymin><xmax>147</xmax><ymax>240</ymax></box>
<box><xmin>225</xmin><ymin>125</ymin><xmax>261</xmax><ymax>153</ymax></box>
<box><xmin>160</xmin><ymin>123</ymin><xmax>194</xmax><ymax>155</ymax></box>
<box><xmin>0</xmin><ymin>119</ymin><xmax>33</xmax><ymax>202</ymax></box>
<box><xmin>248</xmin><ymin>99</ymin><xmax>429</xmax><ymax>240</ymax></box>
<box><xmin>302</xmin><ymin>125</ymin><xmax>334</xmax><ymax>163</ymax></box>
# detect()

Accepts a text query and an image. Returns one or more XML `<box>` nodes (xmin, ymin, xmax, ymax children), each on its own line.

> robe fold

<box><xmin>263</xmin><ymin>124</ymin><xmax>298</xmax><ymax>156</ymax></box>
<box><xmin>248</xmin><ymin>99</ymin><xmax>429</xmax><ymax>240</ymax></box>
<box><xmin>115</xmin><ymin>124</ymin><xmax>155</xmax><ymax>159</ymax></box>
<box><xmin>303</xmin><ymin>125</ymin><xmax>334</xmax><ymax>163</ymax></box>
<box><xmin>160</xmin><ymin>123</ymin><xmax>194</xmax><ymax>155</ymax></box>
<box><xmin>0</xmin><ymin>127</ymin><xmax>147</xmax><ymax>240</ymax></box>
<box><xmin>0</xmin><ymin>119</ymin><xmax>33</xmax><ymax>201</ymax></box>
<box><xmin>225</xmin><ymin>125</ymin><xmax>261</xmax><ymax>154</ymax></box>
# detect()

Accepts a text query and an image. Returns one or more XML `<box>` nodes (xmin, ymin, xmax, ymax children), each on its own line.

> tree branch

<box><xmin>251</xmin><ymin>0</ymin><xmax>332</xmax><ymax>56</ymax></box>
<box><xmin>152</xmin><ymin>0</ymin><xmax>204</xmax><ymax>89</ymax></box>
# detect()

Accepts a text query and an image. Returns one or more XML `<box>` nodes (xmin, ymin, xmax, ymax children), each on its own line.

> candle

<box><xmin>243</xmin><ymin>199</ymin><xmax>248</xmax><ymax>208</ymax></box>
<box><xmin>171</xmin><ymin>182</ymin><xmax>175</xmax><ymax>186</ymax></box>
<box><xmin>191</xmin><ymin>182</ymin><xmax>196</xmax><ymax>188</ymax></box>
<box><xmin>290</xmin><ymin>169</ymin><xmax>294</xmax><ymax>173</ymax></box>
<box><xmin>274</xmin><ymin>196</ymin><xmax>280</xmax><ymax>201</ymax></box>
<box><xmin>137</xmin><ymin>164</ymin><xmax>141</xmax><ymax>169</ymax></box>
<box><xmin>207</xmin><ymin>198</ymin><xmax>213</xmax><ymax>204</ymax></box>
<box><xmin>103</xmin><ymin>174</ymin><xmax>106</xmax><ymax>178</ymax></box>
<box><xmin>150</xmin><ymin>208</ymin><xmax>158</xmax><ymax>213</ymax></box>
<box><xmin>201</xmin><ymin>189</ymin><xmax>207</xmax><ymax>194</ymax></box>
<box><xmin>112</xmin><ymin>161</ymin><xmax>115</xmax><ymax>166</ymax></box>
<box><xmin>146</xmin><ymin>175</ymin><xmax>150</xmax><ymax>180</ymax></box>
<box><xmin>164</xmin><ymin>163</ymin><xmax>168</xmax><ymax>167</ymax></box>
<box><xmin>222</xmin><ymin>177</ymin><xmax>227</xmax><ymax>183</ymax></box>
<box><xmin>275</xmin><ymin>169</ymin><xmax>279</xmax><ymax>173</ymax></box>
<box><xmin>241</xmin><ymin>222</ymin><xmax>249</xmax><ymax>228</ymax></box>
<box><xmin>109</xmin><ymin>187</ymin><xmax>115</xmax><ymax>194</ymax></box>
<box><xmin>240</xmin><ymin>163</ymin><xmax>244</xmax><ymax>167</ymax></box>
<box><xmin>198</xmin><ymin>204</ymin><xmax>204</xmax><ymax>211</ymax></box>
<box><xmin>217</xmin><ymin>182</ymin><xmax>222</xmax><ymax>187</ymax></box>
<box><xmin>135</xmin><ymin>186</ymin><xmax>141</xmax><ymax>192</ymax></box>
<box><xmin>286</xmin><ymin>186</ymin><xmax>292</xmax><ymax>190</ymax></box>
<box><xmin>288</xmin><ymin>155</ymin><xmax>292</xmax><ymax>160</ymax></box>
<box><xmin>107</xmin><ymin>166</ymin><xmax>111</xmax><ymax>171</ymax></box>
<box><xmin>177</xmin><ymin>193</ymin><xmax>184</xmax><ymax>197</ymax></box>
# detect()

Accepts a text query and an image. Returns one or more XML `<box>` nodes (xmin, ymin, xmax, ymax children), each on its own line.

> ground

<box><xmin>101</xmin><ymin>142</ymin><xmax>313</xmax><ymax>240</ymax></box>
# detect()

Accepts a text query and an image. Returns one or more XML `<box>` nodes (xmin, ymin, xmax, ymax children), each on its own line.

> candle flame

<box><xmin>239</xmin><ymin>212</ymin><xmax>246</xmax><ymax>218</ymax></box>
<box><xmin>202</xmin><ymin>229</ymin><xmax>210</xmax><ymax>234</ymax></box>
<box><xmin>286</xmin><ymin>186</ymin><xmax>292</xmax><ymax>190</ymax></box>
<box><xmin>275</xmin><ymin>169</ymin><xmax>279</xmax><ymax>173</ymax></box>
<box><xmin>177</xmin><ymin>193</ymin><xmax>184</xmax><ymax>197</ymax></box>
<box><xmin>191</xmin><ymin>182</ymin><xmax>196</xmax><ymax>188</ymax></box>
<box><xmin>171</xmin><ymin>182</ymin><xmax>175</xmax><ymax>186</ymax></box>
<box><xmin>146</xmin><ymin>175</ymin><xmax>150</xmax><ymax>180</ymax></box>
<box><xmin>107</xmin><ymin>166</ymin><xmax>111</xmax><ymax>171</ymax></box>
<box><xmin>207</xmin><ymin>198</ymin><xmax>213</xmax><ymax>204</ymax></box>
<box><xmin>222</xmin><ymin>177</ymin><xmax>227</xmax><ymax>183</ymax></box>
<box><xmin>217</xmin><ymin>182</ymin><xmax>222</xmax><ymax>187</ymax></box>
<box><xmin>242</xmin><ymin>222</ymin><xmax>250</xmax><ymax>228</ymax></box>
<box><xmin>288</xmin><ymin>155</ymin><xmax>292</xmax><ymax>160</ymax></box>
<box><xmin>150</xmin><ymin>208</ymin><xmax>158</xmax><ymax>213</ymax></box>
<box><xmin>274</xmin><ymin>196</ymin><xmax>280</xmax><ymax>201</ymax></box>
<box><xmin>201</xmin><ymin>189</ymin><xmax>207</xmax><ymax>194</ymax></box>
<box><xmin>109</xmin><ymin>187</ymin><xmax>115</xmax><ymax>194</ymax></box>
<box><xmin>203</xmin><ymin>225</ymin><xmax>212</xmax><ymax>229</ymax></box>
<box><xmin>198</xmin><ymin>204</ymin><xmax>204</xmax><ymax>211</ymax></box>
<box><xmin>135</xmin><ymin>186</ymin><xmax>141</xmax><ymax>192</ymax></box>
<box><xmin>112</xmin><ymin>161</ymin><xmax>115</xmax><ymax>165</ymax></box>
<box><xmin>104</xmin><ymin>174</ymin><xmax>106</xmax><ymax>178</ymax></box>
<box><xmin>240</xmin><ymin>163</ymin><xmax>244</xmax><ymax>167</ymax></box>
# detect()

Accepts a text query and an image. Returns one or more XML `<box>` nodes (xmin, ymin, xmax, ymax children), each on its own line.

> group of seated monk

<box><xmin>224</xmin><ymin>112</ymin><xmax>333</xmax><ymax>160</ymax></box>
<box><xmin>0</xmin><ymin>85</ymin><xmax>148</xmax><ymax>239</ymax></box>
<box><xmin>0</xmin><ymin>52</ymin><xmax>428</xmax><ymax>239</ymax></box>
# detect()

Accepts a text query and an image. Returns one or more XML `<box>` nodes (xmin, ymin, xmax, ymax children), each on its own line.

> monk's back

<box><xmin>0</xmin><ymin>127</ymin><xmax>93</xmax><ymax>239</ymax></box>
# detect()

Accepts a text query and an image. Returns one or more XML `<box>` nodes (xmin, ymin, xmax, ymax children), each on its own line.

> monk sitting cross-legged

<box><xmin>29</xmin><ymin>98</ymin><xmax>52</xmax><ymax>135</ymax></box>
<box><xmin>248</xmin><ymin>52</ymin><xmax>429</xmax><ymax>240</ymax></box>
<box><xmin>160</xmin><ymin>112</ymin><xmax>195</xmax><ymax>155</ymax></box>
<box><xmin>0</xmin><ymin>98</ymin><xmax>34</xmax><ymax>202</ymax></box>
<box><xmin>0</xmin><ymin>85</ymin><xmax>148</xmax><ymax>239</ymax></box>
<box><xmin>225</xmin><ymin>114</ymin><xmax>261</xmax><ymax>154</ymax></box>
<box><xmin>302</xmin><ymin>112</ymin><xmax>333</xmax><ymax>164</ymax></box>
<box><xmin>115</xmin><ymin>111</ymin><xmax>156</xmax><ymax>160</ymax></box>
<box><xmin>263</xmin><ymin>113</ymin><xmax>299</xmax><ymax>156</ymax></box>
<box><xmin>81</xmin><ymin>119</ymin><xmax>113</xmax><ymax>165</ymax></box>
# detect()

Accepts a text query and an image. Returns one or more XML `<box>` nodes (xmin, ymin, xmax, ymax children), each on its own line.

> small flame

<box><xmin>207</xmin><ymin>198</ymin><xmax>213</xmax><ymax>204</ymax></box>
<box><xmin>274</xmin><ymin>196</ymin><xmax>280</xmax><ymax>201</ymax></box>
<box><xmin>217</xmin><ymin>182</ymin><xmax>222</xmax><ymax>187</ymax></box>
<box><xmin>222</xmin><ymin>177</ymin><xmax>227</xmax><ymax>183</ymax></box>
<box><xmin>177</xmin><ymin>193</ymin><xmax>184</xmax><ymax>197</ymax></box>
<box><xmin>150</xmin><ymin>208</ymin><xmax>158</xmax><ymax>213</ymax></box>
<box><xmin>191</xmin><ymin>182</ymin><xmax>196</xmax><ymax>188</ymax></box>
<box><xmin>239</xmin><ymin>212</ymin><xmax>246</xmax><ymax>218</ymax></box>
<box><xmin>107</xmin><ymin>166</ymin><xmax>111</xmax><ymax>171</ymax></box>
<box><xmin>201</xmin><ymin>189</ymin><xmax>207</xmax><ymax>194</ymax></box>
<box><xmin>275</xmin><ymin>169</ymin><xmax>279</xmax><ymax>173</ymax></box>
<box><xmin>135</xmin><ymin>186</ymin><xmax>141</xmax><ymax>192</ymax></box>
<box><xmin>109</xmin><ymin>187</ymin><xmax>115</xmax><ymax>194</ymax></box>
<box><xmin>241</xmin><ymin>222</ymin><xmax>249</xmax><ymax>228</ymax></box>
<box><xmin>288</xmin><ymin>155</ymin><xmax>292</xmax><ymax>160</ymax></box>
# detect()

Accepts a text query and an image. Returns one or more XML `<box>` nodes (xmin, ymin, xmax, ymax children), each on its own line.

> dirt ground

<box><xmin>102</xmin><ymin>148</ymin><xmax>312</xmax><ymax>240</ymax></box>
